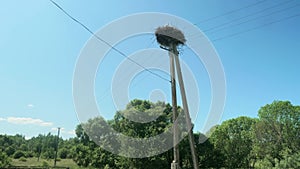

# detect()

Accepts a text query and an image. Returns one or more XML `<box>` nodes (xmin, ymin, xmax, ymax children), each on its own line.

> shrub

<box><xmin>0</xmin><ymin>151</ymin><xmax>11</xmax><ymax>167</ymax></box>
<box><xmin>5</xmin><ymin>146</ymin><xmax>15</xmax><ymax>157</ymax></box>
<box><xmin>59</xmin><ymin>148</ymin><xmax>69</xmax><ymax>159</ymax></box>
<box><xmin>26</xmin><ymin>151</ymin><xmax>34</xmax><ymax>158</ymax></box>
<box><xmin>42</xmin><ymin>161</ymin><xmax>49</xmax><ymax>167</ymax></box>
<box><xmin>13</xmin><ymin>150</ymin><xmax>26</xmax><ymax>159</ymax></box>
<box><xmin>19</xmin><ymin>157</ymin><xmax>27</xmax><ymax>162</ymax></box>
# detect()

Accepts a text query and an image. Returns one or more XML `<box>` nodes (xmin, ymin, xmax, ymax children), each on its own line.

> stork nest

<box><xmin>155</xmin><ymin>25</ymin><xmax>186</xmax><ymax>47</ymax></box>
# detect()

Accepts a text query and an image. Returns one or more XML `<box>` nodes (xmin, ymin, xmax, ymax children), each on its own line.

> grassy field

<box><xmin>11</xmin><ymin>157</ymin><xmax>92</xmax><ymax>169</ymax></box>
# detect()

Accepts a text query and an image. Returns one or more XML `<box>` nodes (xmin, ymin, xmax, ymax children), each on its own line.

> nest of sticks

<box><xmin>155</xmin><ymin>25</ymin><xmax>186</xmax><ymax>47</ymax></box>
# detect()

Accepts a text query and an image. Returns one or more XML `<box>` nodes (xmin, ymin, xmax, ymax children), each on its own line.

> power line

<box><xmin>188</xmin><ymin>2</ymin><xmax>299</xmax><ymax>39</ymax></box>
<box><xmin>50</xmin><ymin>0</ymin><xmax>300</xmax><ymax>85</ymax></box>
<box><xmin>97</xmin><ymin>52</ymin><xmax>168</xmax><ymax>104</ymax></box>
<box><xmin>208</xmin><ymin>2</ymin><xmax>299</xmax><ymax>33</ymax></box>
<box><xmin>49</xmin><ymin>0</ymin><xmax>171</xmax><ymax>83</ymax></box>
<box><xmin>212</xmin><ymin>12</ymin><xmax>300</xmax><ymax>42</ymax></box>
<box><xmin>191</xmin><ymin>1</ymin><xmax>297</xmax><ymax>36</ymax></box>
<box><xmin>201</xmin><ymin>0</ymin><xmax>294</xmax><ymax>33</ymax></box>
<box><xmin>193</xmin><ymin>0</ymin><xmax>268</xmax><ymax>25</ymax></box>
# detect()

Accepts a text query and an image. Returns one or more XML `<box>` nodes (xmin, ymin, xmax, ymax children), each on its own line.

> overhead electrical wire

<box><xmin>202</xmin><ymin>0</ymin><xmax>294</xmax><ymax>33</ymax></box>
<box><xmin>50</xmin><ymin>0</ymin><xmax>300</xmax><ymax>99</ymax></box>
<box><xmin>49</xmin><ymin>0</ymin><xmax>171</xmax><ymax>83</ymax></box>
<box><xmin>211</xmin><ymin>5</ymin><xmax>300</xmax><ymax>39</ymax></box>
<box><xmin>211</xmin><ymin>12</ymin><xmax>300</xmax><ymax>42</ymax></box>
<box><xmin>97</xmin><ymin>51</ymin><xmax>168</xmax><ymax>103</ymax></box>
<box><xmin>193</xmin><ymin>0</ymin><xmax>268</xmax><ymax>25</ymax></box>
<box><xmin>187</xmin><ymin>0</ymin><xmax>299</xmax><ymax>39</ymax></box>
<box><xmin>180</xmin><ymin>0</ymin><xmax>268</xmax><ymax>31</ymax></box>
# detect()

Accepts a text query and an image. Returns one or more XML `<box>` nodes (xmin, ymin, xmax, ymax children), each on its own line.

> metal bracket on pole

<box><xmin>160</xmin><ymin>45</ymin><xmax>171</xmax><ymax>51</ymax></box>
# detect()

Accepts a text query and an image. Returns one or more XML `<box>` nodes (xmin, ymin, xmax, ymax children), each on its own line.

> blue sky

<box><xmin>1</xmin><ymin>0</ymin><xmax>300</xmax><ymax>138</ymax></box>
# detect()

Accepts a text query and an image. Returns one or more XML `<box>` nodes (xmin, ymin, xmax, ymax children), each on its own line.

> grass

<box><xmin>11</xmin><ymin>157</ymin><xmax>92</xmax><ymax>169</ymax></box>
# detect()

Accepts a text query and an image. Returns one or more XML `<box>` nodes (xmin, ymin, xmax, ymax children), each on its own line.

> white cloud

<box><xmin>0</xmin><ymin>117</ymin><xmax>6</xmax><ymax>121</ymax></box>
<box><xmin>6</xmin><ymin>117</ymin><xmax>53</xmax><ymax>126</ymax></box>
<box><xmin>27</xmin><ymin>104</ymin><xmax>34</xmax><ymax>108</ymax></box>
<box><xmin>67</xmin><ymin>130</ymin><xmax>76</xmax><ymax>135</ymax></box>
<box><xmin>25</xmin><ymin>136</ymin><xmax>32</xmax><ymax>140</ymax></box>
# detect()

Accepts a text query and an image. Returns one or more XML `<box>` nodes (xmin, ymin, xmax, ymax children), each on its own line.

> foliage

<box><xmin>73</xmin><ymin>99</ymin><xmax>231</xmax><ymax>169</ymax></box>
<box><xmin>253</xmin><ymin>101</ymin><xmax>300</xmax><ymax>167</ymax></box>
<box><xmin>274</xmin><ymin>150</ymin><xmax>300</xmax><ymax>168</ymax></box>
<box><xmin>73</xmin><ymin>143</ymin><xmax>92</xmax><ymax>167</ymax></box>
<box><xmin>59</xmin><ymin>147</ymin><xmax>69</xmax><ymax>159</ymax></box>
<box><xmin>10</xmin><ymin>157</ymin><xmax>86</xmax><ymax>169</ymax></box>
<box><xmin>72</xmin><ymin>100</ymin><xmax>174</xmax><ymax>169</ymax></box>
<box><xmin>196</xmin><ymin>134</ymin><xmax>224</xmax><ymax>168</ymax></box>
<box><xmin>41</xmin><ymin>160</ymin><xmax>49</xmax><ymax>167</ymax></box>
<box><xmin>1</xmin><ymin>99</ymin><xmax>299</xmax><ymax>169</ymax></box>
<box><xmin>19</xmin><ymin>157</ymin><xmax>27</xmax><ymax>162</ymax></box>
<box><xmin>5</xmin><ymin>146</ymin><xmax>15</xmax><ymax>156</ymax></box>
<box><xmin>13</xmin><ymin>150</ymin><xmax>26</xmax><ymax>159</ymax></box>
<box><xmin>210</xmin><ymin>116</ymin><xmax>257</xmax><ymax>168</ymax></box>
<box><xmin>0</xmin><ymin>150</ymin><xmax>11</xmax><ymax>167</ymax></box>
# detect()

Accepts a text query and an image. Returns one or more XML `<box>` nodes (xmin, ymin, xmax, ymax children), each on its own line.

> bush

<box><xmin>42</xmin><ymin>148</ymin><xmax>55</xmax><ymax>159</ymax></box>
<box><xmin>13</xmin><ymin>150</ymin><xmax>26</xmax><ymax>159</ymax></box>
<box><xmin>26</xmin><ymin>151</ymin><xmax>34</xmax><ymax>158</ymax></box>
<box><xmin>42</xmin><ymin>161</ymin><xmax>49</xmax><ymax>167</ymax></box>
<box><xmin>59</xmin><ymin>148</ymin><xmax>69</xmax><ymax>159</ymax></box>
<box><xmin>0</xmin><ymin>151</ymin><xmax>11</xmax><ymax>167</ymax></box>
<box><xmin>5</xmin><ymin>146</ymin><xmax>15</xmax><ymax>157</ymax></box>
<box><xmin>19</xmin><ymin>157</ymin><xmax>27</xmax><ymax>162</ymax></box>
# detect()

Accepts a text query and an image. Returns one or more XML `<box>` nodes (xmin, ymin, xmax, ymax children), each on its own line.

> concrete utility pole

<box><xmin>173</xmin><ymin>46</ymin><xmax>199</xmax><ymax>169</ymax></box>
<box><xmin>155</xmin><ymin>26</ymin><xmax>199</xmax><ymax>169</ymax></box>
<box><xmin>169</xmin><ymin>44</ymin><xmax>180</xmax><ymax>169</ymax></box>
<box><xmin>54</xmin><ymin>127</ymin><xmax>61</xmax><ymax>167</ymax></box>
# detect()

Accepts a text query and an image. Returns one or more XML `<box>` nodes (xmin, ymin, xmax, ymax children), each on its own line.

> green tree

<box><xmin>90</xmin><ymin>147</ymin><xmax>118</xmax><ymax>169</ymax></box>
<box><xmin>58</xmin><ymin>148</ymin><xmax>69</xmax><ymax>159</ymax></box>
<box><xmin>274</xmin><ymin>151</ymin><xmax>300</xmax><ymax>168</ymax></box>
<box><xmin>26</xmin><ymin>134</ymin><xmax>44</xmax><ymax>160</ymax></box>
<box><xmin>74</xmin><ymin>100</ymin><xmax>174</xmax><ymax>168</ymax></box>
<box><xmin>210</xmin><ymin>116</ymin><xmax>257</xmax><ymax>168</ymax></box>
<box><xmin>13</xmin><ymin>150</ymin><xmax>26</xmax><ymax>159</ymax></box>
<box><xmin>75</xmin><ymin>124</ymin><xmax>90</xmax><ymax>145</ymax></box>
<box><xmin>5</xmin><ymin>146</ymin><xmax>15</xmax><ymax>157</ymax></box>
<box><xmin>0</xmin><ymin>150</ymin><xmax>10</xmax><ymax>167</ymax></box>
<box><xmin>110</xmin><ymin>100</ymin><xmax>172</xmax><ymax>168</ymax></box>
<box><xmin>253</xmin><ymin>101</ymin><xmax>300</xmax><ymax>167</ymax></box>
<box><xmin>0</xmin><ymin>132</ymin><xmax>80</xmax><ymax>163</ymax></box>
<box><xmin>73</xmin><ymin>143</ymin><xmax>92</xmax><ymax>167</ymax></box>
<box><xmin>197</xmin><ymin>134</ymin><xmax>224</xmax><ymax>168</ymax></box>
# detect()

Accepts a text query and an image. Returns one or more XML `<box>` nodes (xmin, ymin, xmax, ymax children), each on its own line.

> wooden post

<box><xmin>169</xmin><ymin>45</ymin><xmax>180</xmax><ymax>169</ymax></box>
<box><xmin>173</xmin><ymin>45</ymin><xmax>199</xmax><ymax>169</ymax></box>
<box><xmin>54</xmin><ymin>127</ymin><xmax>61</xmax><ymax>167</ymax></box>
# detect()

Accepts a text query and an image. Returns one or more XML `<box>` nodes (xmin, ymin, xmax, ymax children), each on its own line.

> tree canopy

<box><xmin>1</xmin><ymin>100</ymin><xmax>299</xmax><ymax>169</ymax></box>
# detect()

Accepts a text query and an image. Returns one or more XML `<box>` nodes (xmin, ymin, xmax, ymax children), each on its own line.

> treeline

<box><xmin>0</xmin><ymin>132</ymin><xmax>78</xmax><ymax>166</ymax></box>
<box><xmin>1</xmin><ymin>100</ymin><xmax>299</xmax><ymax>168</ymax></box>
